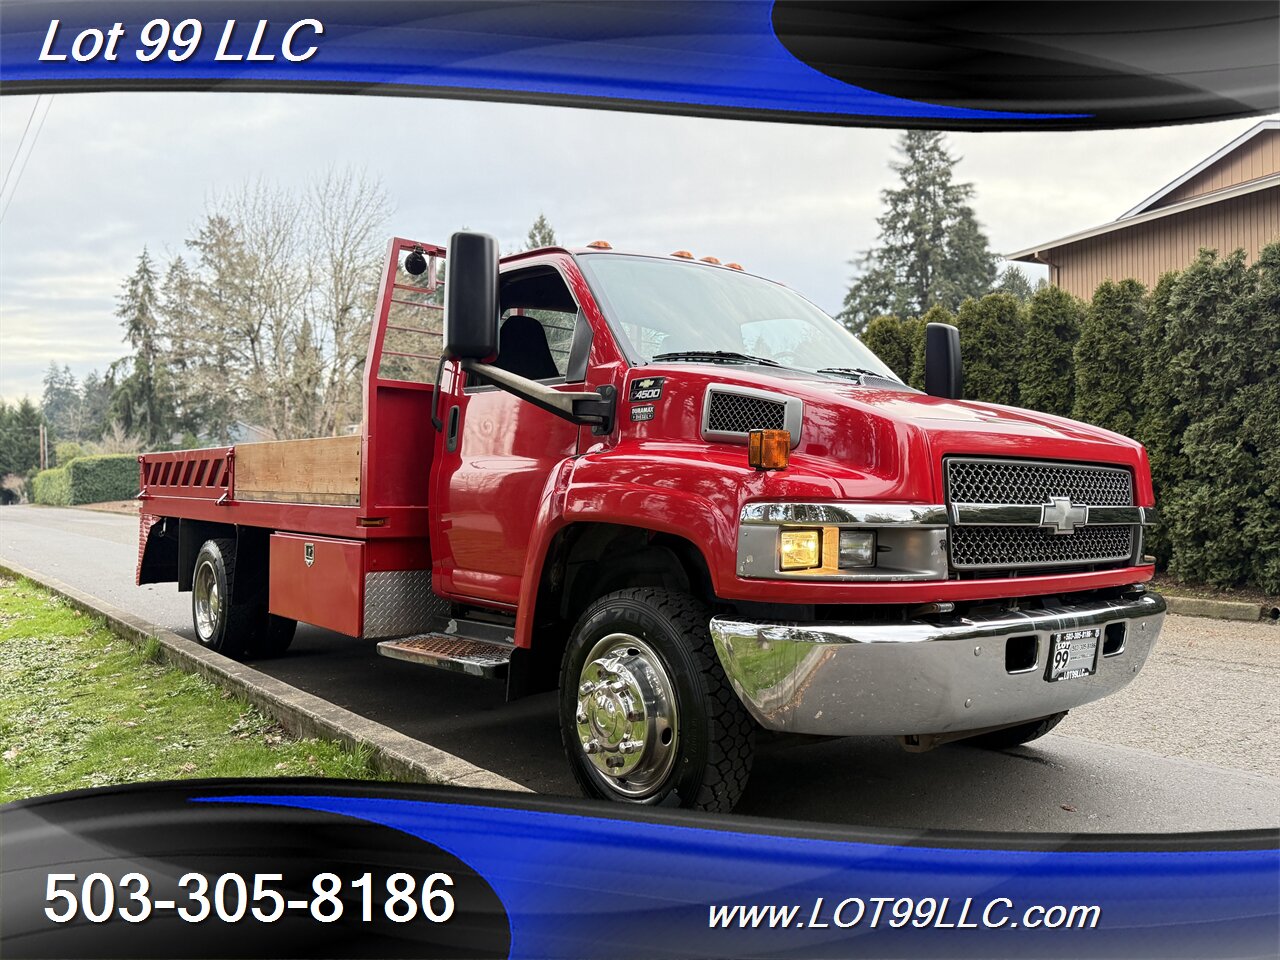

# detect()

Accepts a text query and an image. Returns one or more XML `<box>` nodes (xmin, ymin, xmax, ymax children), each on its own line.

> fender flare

<box><xmin>512</xmin><ymin>466</ymin><xmax>733</xmax><ymax>647</ymax></box>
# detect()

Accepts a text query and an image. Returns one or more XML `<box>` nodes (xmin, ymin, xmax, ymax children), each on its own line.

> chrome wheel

<box><xmin>193</xmin><ymin>559</ymin><xmax>220</xmax><ymax>642</ymax></box>
<box><xmin>574</xmin><ymin>633</ymin><xmax>679</xmax><ymax>799</ymax></box>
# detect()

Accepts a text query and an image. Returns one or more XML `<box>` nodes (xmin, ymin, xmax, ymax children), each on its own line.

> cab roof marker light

<box><xmin>700</xmin><ymin>256</ymin><xmax>721</xmax><ymax>264</ymax></box>
<box><xmin>587</xmin><ymin>240</ymin><xmax>612</xmax><ymax>249</ymax></box>
<box><xmin>671</xmin><ymin>250</ymin><xmax>694</xmax><ymax>259</ymax></box>
<box><xmin>725</xmin><ymin>262</ymin><xmax>744</xmax><ymax>271</ymax></box>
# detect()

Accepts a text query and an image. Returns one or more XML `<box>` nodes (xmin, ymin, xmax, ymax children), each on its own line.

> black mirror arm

<box><xmin>430</xmin><ymin>356</ymin><xmax>449</xmax><ymax>431</ymax></box>
<box><xmin>461</xmin><ymin>360</ymin><xmax>616</xmax><ymax>435</ymax></box>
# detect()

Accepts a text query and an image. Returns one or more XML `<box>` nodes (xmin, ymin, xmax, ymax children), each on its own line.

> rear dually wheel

<box><xmin>191</xmin><ymin>538</ymin><xmax>259</xmax><ymax>659</ymax></box>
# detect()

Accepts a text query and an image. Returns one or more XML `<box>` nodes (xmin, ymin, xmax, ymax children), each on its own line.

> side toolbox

<box><xmin>268</xmin><ymin>533</ymin><xmax>441</xmax><ymax>638</ymax></box>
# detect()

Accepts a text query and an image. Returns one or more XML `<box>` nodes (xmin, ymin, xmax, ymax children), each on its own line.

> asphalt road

<box><xmin>3</xmin><ymin>504</ymin><xmax>1277</xmax><ymax>833</ymax></box>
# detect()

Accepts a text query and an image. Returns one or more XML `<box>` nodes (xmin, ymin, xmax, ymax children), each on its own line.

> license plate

<box><xmin>1046</xmin><ymin>628</ymin><xmax>1100</xmax><ymax>681</ymax></box>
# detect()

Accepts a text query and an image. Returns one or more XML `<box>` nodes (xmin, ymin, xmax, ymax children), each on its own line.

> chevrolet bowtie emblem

<box><xmin>1040</xmin><ymin>497</ymin><xmax>1088</xmax><ymax>535</ymax></box>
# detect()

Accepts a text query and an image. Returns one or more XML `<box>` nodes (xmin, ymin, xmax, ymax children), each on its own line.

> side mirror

<box><xmin>444</xmin><ymin>231</ymin><xmax>500</xmax><ymax>360</ymax></box>
<box><xmin>924</xmin><ymin>322</ymin><xmax>963</xmax><ymax>399</ymax></box>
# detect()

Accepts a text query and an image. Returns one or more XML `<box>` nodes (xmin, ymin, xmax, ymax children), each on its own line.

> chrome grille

<box><xmin>947</xmin><ymin>458</ymin><xmax>1133</xmax><ymax>506</ymax></box>
<box><xmin>950</xmin><ymin>525</ymin><xmax>1134</xmax><ymax>568</ymax></box>
<box><xmin>706</xmin><ymin>391</ymin><xmax>786</xmax><ymax>433</ymax></box>
<box><xmin>946</xmin><ymin>457</ymin><xmax>1136</xmax><ymax>571</ymax></box>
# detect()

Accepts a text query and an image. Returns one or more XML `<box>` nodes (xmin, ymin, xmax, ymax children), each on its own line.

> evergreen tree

<box><xmin>40</xmin><ymin>363</ymin><xmax>80</xmax><ymax>441</ymax></box>
<box><xmin>859</xmin><ymin>316</ymin><xmax>915</xmax><ymax>383</ymax></box>
<box><xmin>1162</xmin><ymin>247</ymin><xmax>1280</xmax><ymax>592</ymax></box>
<box><xmin>78</xmin><ymin>371</ymin><xmax>113</xmax><ymax>443</ymax></box>
<box><xmin>110</xmin><ymin>247</ymin><xmax>172</xmax><ymax>446</ymax></box>
<box><xmin>1240</xmin><ymin>243</ymin><xmax>1280</xmax><ymax>592</ymax></box>
<box><xmin>159</xmin><ymin>254</ymin><xmax>231</xmax><ymax>439</ymax></box>
<box><xmin>0</xmin><ymin>398</ymin><xmax>44</xmax><ymax>477</ymax></box>
<box><xmin>1018</xmin><ymin>286</ymin><xmax>1082</xmax><ymax>416</ymax></box>
<box><xmin>1134</xmin><ymin>272</ymin><xmax>1183</xmax><ymax>567</ymax></box>
<box><xmin>0</xmin><ymin>402</ymin><xmax>14</xmax><ymax>478</ymax></box>
<box><xmin>995</xmin><ymin>265</ymin><xmax>1035</xmax><ymax>303</ymax></box>
<box><xmin>841</xmin><ymin>132</ymin><xmax>997</xmax><ymax>333</ymax></box>
<box><xmin>524</xmin><ymin>213</ymin><xmax>557</xmax><ymax>250</ymax></box>
<box><xmin>953</xmin><ymin>293</ymin><xmax>1022</xmax><ymax>405</ymax></box>
<box><xmin>1072</xmin><ymin>278</ymin><xmax>1145</xmax><ymax>437</ymax></box>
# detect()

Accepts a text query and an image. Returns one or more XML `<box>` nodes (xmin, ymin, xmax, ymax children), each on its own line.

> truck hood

<box><xmin>646</xmin><ymin>364</ymin><xmax>1151</xmax><ymax>504</ymax></box>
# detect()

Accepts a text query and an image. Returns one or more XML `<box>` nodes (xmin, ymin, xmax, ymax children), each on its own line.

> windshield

<box><xmin>577</xmin><ymin>254</ymin><xmax>902</xmax><ymax>382</ymax></box>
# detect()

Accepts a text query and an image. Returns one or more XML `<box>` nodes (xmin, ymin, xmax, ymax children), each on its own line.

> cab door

<box><xmin>429</xmin><ymin>263</ymin><xmax>591</xmax><ymax>607</ymax></box>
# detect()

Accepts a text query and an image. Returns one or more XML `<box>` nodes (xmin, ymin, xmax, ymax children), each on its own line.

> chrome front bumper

<box><xmin>710</xmin><ymin>592</ymin><xmax>1165</xmax><ymax>737</ymax></box>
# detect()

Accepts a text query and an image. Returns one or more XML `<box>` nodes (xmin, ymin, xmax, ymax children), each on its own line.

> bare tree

<box><xmin>92</xmin><ymin>420</ymin><xmax>146</xmax><ymax>455</ymax></box>
<box><xmin>306</xmin><ymin>168</ymin><xmax>392</xmax><ymax>436</ymax></box>
<box><xmin>160</xmin><ymin>169</ymin><xmax>392</xmax><ymax>441</ymax></box>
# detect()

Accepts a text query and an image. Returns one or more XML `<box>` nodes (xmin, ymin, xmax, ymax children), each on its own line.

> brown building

<box><xmin>1008</xmin><ymin>119</ymin><xmax>1280</xmax><ymax>299</ymax></box>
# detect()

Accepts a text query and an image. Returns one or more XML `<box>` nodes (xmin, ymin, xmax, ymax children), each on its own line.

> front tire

<box><xmin>559</xmin><ymin>588</ymin><xmax>755</xmax><ymax>812</ymax></box>
<box><xmin>963</xmin><ymin>711</ymin><xmax>1068</xmax><ymax>750</ymax></box>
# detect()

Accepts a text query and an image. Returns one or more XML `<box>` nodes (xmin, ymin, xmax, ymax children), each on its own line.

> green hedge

<box><xmin>1073</xmin><ymin>278</ymin><xmax>1146</xmax><ymax>437</ymax></box>
<box><xmin>861</xmin><ymin>315</ymin><xmax>917</xmax><ymax>385</ymax></box>
<box><xmin>953</xmin><ymin>293</ymin><xmax>1022</xmax><ymax>406</ymax></box>
<box><xmin>32</xmin><ymin>454</ymin><xmax>138</xmax><ymax>506</ymax></box>
<box><xmin>32</xmin><ymin>467</ymin><xmax>71</xmax><ymax>505</ymax></box>
<box><xmin>1019</xmin><ymin>285</ymin><xmax>1082</xmax><ymax>417</ymax></box>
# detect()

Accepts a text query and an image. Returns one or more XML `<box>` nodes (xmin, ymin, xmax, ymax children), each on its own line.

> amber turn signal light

<box><xmin>748</xmin><ymin>429</ymin><xmax>791</xmax><ymax>470</ymax></box>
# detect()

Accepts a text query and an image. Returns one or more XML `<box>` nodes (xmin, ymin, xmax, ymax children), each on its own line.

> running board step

<box><xmin>376</xmin><ymin>634</ymin><xmax>512</xmax><ymax>679</ymax></box>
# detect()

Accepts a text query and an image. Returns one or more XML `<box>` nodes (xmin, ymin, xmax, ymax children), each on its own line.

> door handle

<box><xmin>446</xmin><ymin>405</ymin><xmax>461</xmax><ymax>452</ymax></box>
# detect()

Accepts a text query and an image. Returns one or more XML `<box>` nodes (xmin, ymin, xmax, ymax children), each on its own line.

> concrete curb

<box><xmin>0</xmin><ymin>557</ymin><xmax>531</xmax><ymax>794</ymax></box>
<box><xmin>1164</xmin><ymin>594</ymin><xmax>1278</xmax><ymax>623</ymax></box>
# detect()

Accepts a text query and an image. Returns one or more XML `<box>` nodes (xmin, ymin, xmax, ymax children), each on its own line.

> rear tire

<box><xmin>963</xmin><ymin>711</ymin><xmax>1068</xmax><ymax>750</ymax></box>
<box><xmin>559</xmin><ymin>588</ymin><xmax>755</xmax><ymax>812</ymax></box>
<box><xmin>191</xmin><ymin>539</ymin><xmax>258</xmax><ymax>659</ymax></box>
<box><xmin>246</xmin><ymin>614</ymin><xmax>297</xmax><ymax>658</ymax></box>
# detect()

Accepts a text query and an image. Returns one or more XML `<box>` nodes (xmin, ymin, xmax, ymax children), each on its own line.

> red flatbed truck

<box><xmin>137</xmin><ymin>231</ymin><xmax>1165</xmax><ymax>811</ymax></box>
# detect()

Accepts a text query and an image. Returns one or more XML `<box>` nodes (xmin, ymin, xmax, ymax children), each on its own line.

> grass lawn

<box><xmin>0</xmin><ymin>576</ymin><xmax>382</xmax><ymax>804</ymax></box>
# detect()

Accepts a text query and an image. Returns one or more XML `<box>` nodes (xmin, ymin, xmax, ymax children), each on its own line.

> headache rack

<box><xmin>137</xmin><ymin>237</ymin><xmax>448</xmax><ymax>537</ymax></box>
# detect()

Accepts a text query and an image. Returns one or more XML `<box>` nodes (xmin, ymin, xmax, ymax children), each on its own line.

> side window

<box><xmin>501</xmin><ymin>308</ymin><xmax>579</xmax><ymax>378</ymax></box>
<box><xmin>469</xmin><ymin>264</ymin><xmax>584</xmax><ymax>388</ymax></box>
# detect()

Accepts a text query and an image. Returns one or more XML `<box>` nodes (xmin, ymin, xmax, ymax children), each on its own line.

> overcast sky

<box><xmin>0</xmin><ymin>90</ymin><xmax>1272</xmax><ymax>402</ymax></box>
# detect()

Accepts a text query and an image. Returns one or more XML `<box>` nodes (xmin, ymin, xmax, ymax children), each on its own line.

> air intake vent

<box><xmin>701</xmin><ymin>386</ymin><xmax>801</xmax><ymax>444</ymax></box>
<box><xmin>708</xmin><ymin>391</ymin><xmax>785</xmax><ymax>433</ymax></box>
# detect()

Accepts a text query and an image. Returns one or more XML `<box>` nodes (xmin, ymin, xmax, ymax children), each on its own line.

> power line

<box><xmin>0</xmin><ymin>96</ymin><xmax>42</xmax><ymax>198</ymax></box>
<box><xmin>0</xmin><ymin>95</ymin><xmax>54</xmax><ymax>226</ymax></box>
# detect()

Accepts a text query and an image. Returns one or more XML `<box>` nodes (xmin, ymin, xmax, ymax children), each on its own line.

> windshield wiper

<box><xmin>651</xmin><ymin>350</ymin><xmax>783</xmax><ymax>367</ymax></box>
<box><xmin>817</xmin><ymin>366</ymin><xmax>897</xmax><ymax>381</ymax></box>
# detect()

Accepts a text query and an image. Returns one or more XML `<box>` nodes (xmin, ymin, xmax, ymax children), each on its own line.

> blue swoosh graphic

<box><xmin>197</xmin><ymin>794</ymin><xmax>1278</xmax><ymax>959</ymax></box>
<box><xmin>0</xmin><ymin>1</ymin><xmax>1086</xmax><ymax>122</ymax></box>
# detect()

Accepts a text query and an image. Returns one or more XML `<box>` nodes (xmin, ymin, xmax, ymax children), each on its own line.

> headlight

<box><xmin>779</xmin><ymin>529</ymin><xmax>822</xmax><ymax>570</ymax></box>
<box><xmin>737</xmin><ymin>502</ymin><xmax>951</xmax><ymax>582</ymax></box>
<box><xmin>838</xmin><ymin>530</ymin><xmax>876</xmax><ymax>567</ymax></box>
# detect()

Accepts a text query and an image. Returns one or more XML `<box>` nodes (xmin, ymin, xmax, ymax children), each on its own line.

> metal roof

<box><xmin>1007</xmin><ymin>118</ymin><xmax>1280</xmax><ymax>262</ymax></box>
<box><xmin>1118</xmin><ymin>118</ymin><xmax>1279</xmax><ymax>220</ymax></box>
<box><xmin>1006</xmin><ymin>172</ymin><xmax>1280</xmax><ymax>263</ymax></box>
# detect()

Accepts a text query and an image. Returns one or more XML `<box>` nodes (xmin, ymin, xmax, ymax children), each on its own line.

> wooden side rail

<box><xmin>235</xmin><ymin>435</ymin><xmax>362</xmax><ymax>506</ymax></box>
